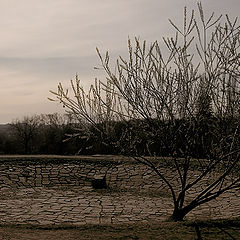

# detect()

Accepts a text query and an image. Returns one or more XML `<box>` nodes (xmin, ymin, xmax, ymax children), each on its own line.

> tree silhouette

<box><xmin>51</xmin><ymin>3</ymin><xmax>240</xmax><ymax>221</ymax></box>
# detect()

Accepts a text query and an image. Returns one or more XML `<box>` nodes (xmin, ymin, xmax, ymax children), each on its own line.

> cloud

<box><xmin>0</xmin><ymin>0</ymin><xmax>239</xmax><ymax>123</ymax></box>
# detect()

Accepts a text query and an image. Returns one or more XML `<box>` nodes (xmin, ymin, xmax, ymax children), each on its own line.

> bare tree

<box><xmin>11</xmin><ymin>115</ymin><xmax>42</xmax><ymax>154</ymax></box>
<box><xmin>50</xmin><ymin>3</ymin><xmax>240</xmax><ymax>221</ymax></box>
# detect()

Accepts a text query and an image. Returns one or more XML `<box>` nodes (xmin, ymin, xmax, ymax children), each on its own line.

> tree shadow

<box><xmin>187</xmin><ymin>219</ymin><xmax>240</xmax><ymax>240</ymax></box>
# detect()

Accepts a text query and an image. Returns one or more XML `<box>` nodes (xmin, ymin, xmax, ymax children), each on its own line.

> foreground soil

<box><xmin>0</xmin><ymin>220</ymin><xmax>240</xmax><ymax>240</ymax></box>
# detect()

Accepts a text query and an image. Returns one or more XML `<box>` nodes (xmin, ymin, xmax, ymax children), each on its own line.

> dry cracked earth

<box><xmin>0</xmin><ymin>186</ymin><xmax>239</xmax><ymax>226</ymax></box>
<box><xmin>0</xmin><ymin>155</ymin><xmax>239</xmax><ymax>226</ymax></box>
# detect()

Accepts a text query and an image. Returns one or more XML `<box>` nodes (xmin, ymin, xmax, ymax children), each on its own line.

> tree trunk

<box><xmin>168</xmin><ymin>208</ymin><xmax>186</xmax><ymax>221</ymax></box>
<box><xmin>168</xmin><ymin>202</ymin><xmax>197</xmax><ymax>221</ymax></box>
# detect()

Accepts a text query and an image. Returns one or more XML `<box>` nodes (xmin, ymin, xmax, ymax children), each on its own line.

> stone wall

<box><xmin>0</xmin><ymin>155</ymin><xmax>166</xmax><ymax>193</ymax></box>
<box><xmin>0</xmin><ymin>155</ymin><xmax>239</xmax><ymax>225</ymax></box>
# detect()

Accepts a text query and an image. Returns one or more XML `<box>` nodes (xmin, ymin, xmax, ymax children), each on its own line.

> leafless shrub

<box><xmin>50</xmin><ymin>3</ymin><xmax>240</xmax><ymax>221</ymax></box>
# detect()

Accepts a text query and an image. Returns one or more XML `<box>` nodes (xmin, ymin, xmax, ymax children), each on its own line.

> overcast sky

<box><xmin>0</xmin><ymin>0</ymin><xmax>239</xmax><ymax>123</ymax></box>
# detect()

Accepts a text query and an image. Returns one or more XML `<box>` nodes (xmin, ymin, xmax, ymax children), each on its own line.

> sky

<box><xmin>0</xmin><ymin>0</ymin><xmax>239</xmax><ymax>123</ymax></box>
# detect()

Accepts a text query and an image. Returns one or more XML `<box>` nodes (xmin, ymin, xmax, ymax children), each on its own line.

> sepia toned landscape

<box><xmin>1</xmin><ymin>1</ymin><xmax>240</xmax><ymax>239</ymax></box>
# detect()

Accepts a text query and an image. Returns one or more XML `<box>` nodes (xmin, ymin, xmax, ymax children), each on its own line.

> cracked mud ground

<box><xmin>0</xmin><ymin>156</ymin><xmax>239</xmax><ymax>225</ymax></box>
<box><xmin>0</xmin><ymin>186</ymin><xmax>239</xmax><ymax>225</ymax></box>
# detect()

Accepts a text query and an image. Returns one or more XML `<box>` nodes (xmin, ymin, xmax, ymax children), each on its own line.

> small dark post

<box><xmin>91</xmin><ymin>175</ymin><xmax>107</xmax><ymax>189</ymax></box>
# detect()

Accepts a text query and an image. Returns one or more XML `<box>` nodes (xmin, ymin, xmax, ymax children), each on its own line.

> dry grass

<box><xmin>0</xmin><ymin>219</ymin><xmax>240</xmax><ymax>240</ymax></box>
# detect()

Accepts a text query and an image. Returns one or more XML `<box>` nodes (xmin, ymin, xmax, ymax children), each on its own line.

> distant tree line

<box><xmin>1</xmin><ymin>109</ymin><xmax>238</xmax><ymax>159</ymax></box>
<box><xmin>80</xmin><ymin>112</ymin><xmax>240</xmax><ymax>159</ymax></box>
<box><xmin>0</xmin><ymin>113</ymin><xmax>81</xmax><ymax>155</ymax></box>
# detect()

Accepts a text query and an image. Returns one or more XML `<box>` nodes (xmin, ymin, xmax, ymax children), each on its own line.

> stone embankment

<box><xmin>0</xmin><ymin>155</ymin><xmax>239</xmax><ymax>225</ymax></box>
